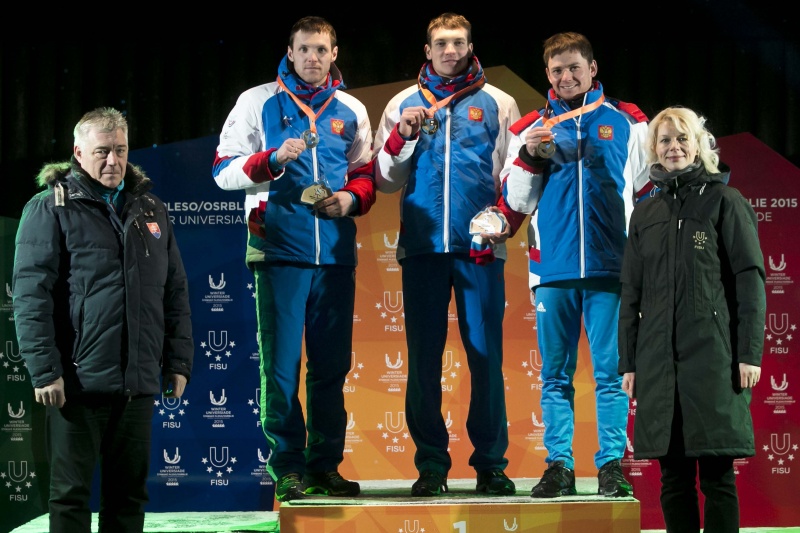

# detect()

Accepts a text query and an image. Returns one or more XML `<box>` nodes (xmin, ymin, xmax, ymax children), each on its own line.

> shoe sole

<box><xmin>476</xmin><ymin>485</ymin><xmax>516</xmax><ymax>495</ymax></box>
<box><xmin>276</xmin><ymin>492</ymin><xmax>307</xmax><ymax>502</ymax></box>
<box><xmin>598</xmin><ymin>488</ymin><xmax>632</xmax><ymax>498</ymax></box>
<box><xmin>530</xmin><ymin>487</ymin><xmax>577</xmax><ymax>498</ymax></box>
<box><xmin>411</xmin><ymin>485</ymin><xmax>448</xmax><ymax>497</ymax></box>
<box><xmin>304</xmin><ymin>486</ymin><xmax>360</xmax><ymax>497</ymax></box>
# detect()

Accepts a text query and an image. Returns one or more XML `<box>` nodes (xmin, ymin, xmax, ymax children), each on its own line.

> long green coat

<box><xmin>618</xmin><ymin>163</ymin><xmax>766</xmax><ymax>459</ymax></box>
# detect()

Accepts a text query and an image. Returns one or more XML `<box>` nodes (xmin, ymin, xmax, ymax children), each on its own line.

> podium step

<box><xmin>279</xmin><ymin>477</ymin><xmax>639</xmax><ymax>533</ymax></box>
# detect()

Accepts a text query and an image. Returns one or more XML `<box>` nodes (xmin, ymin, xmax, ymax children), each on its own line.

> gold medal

<box><xmin>300</xmin><ymin>183</ymin><xmax>332</xmax><ymax>205</ymax></box>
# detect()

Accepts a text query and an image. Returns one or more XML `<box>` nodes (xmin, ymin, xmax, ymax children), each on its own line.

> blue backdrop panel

<box><xmin>130</xmin><ymin>136</ymin><xmax>274</xmax><ymax>511</ymax></box>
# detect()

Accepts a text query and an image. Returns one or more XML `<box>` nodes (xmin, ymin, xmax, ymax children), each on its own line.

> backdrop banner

<box><xmin>1</xmin><ymin>129</ymin><xmax>797</xmax><ymax>531</ymax></box>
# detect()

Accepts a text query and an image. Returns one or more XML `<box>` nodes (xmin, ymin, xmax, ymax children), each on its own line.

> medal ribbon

<box><xmin>276</xmin><ymin>76</ymin><xmax>336</xmax><ymax>137</ymax></box>
<box><xmin>417</xmin><ymin>71</ymin><xmax>486</xmax><ymax>118</ymax></box>
<box><xmin>541</xmin><ymin>94</ymin><xmax>605</xmax><ymax>143</ymax></box>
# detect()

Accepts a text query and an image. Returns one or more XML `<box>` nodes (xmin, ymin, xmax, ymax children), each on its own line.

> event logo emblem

<box><xmin>765</xmin><ymin>312</ymin><xmax>795</xmax><ymax>356</ymax></box>
<box><xmin>765</xmin><ymin>373</ymin><xmax>794</xmax><ymax>415</ymax></box>
<box><xmin>202</xmin><ymin>272</ymin><xmax>233</xmax><ymax>312</ymax></box>
<box><xmin>157</xmin><ymin>447</ymin><xmax>187</xmax><ymax>487</ymax></box>
<box><xmin>379</xmin><ymin>411</ymin><xmax>409</xmax><ymax>453</ymax></box>
<box><xmin>202</xmin><ymin>445</ymin><xmax>236</xmax><ymax>485</ymax></box>
<box><xmin>377</xmin><ymin>291</ymin><xmax>404</xmax><ymax>332</ymax></box>
<box><xmin>1</xmin><ymin>460</ymin><xmax>36</xmax><ymax>502</ymax></box>
<box><xmin>204</xmin><ymin>389</ymin><xmax>233</xmax><ymax>429</ymax></box>
<box><xmin>251</xmin><ymin>448</ymin><xmax>272</xmax><ymax>486</ymax></box>
<box><xmin>203</xmin><ymin>330</ymin><xmax>235</xmax><ymax>370</ymax></box>
<box><xmin>766</xmin><ymin>254</ymin><xmax>793</xmax><ymax>295</ymax></box>
<box><xmin>155</xmin><ymin>391</ymin><xmax>189</xmax><ymax>429</ymax></box>
<box><xmin>763</xmin><ymin>433</ymin><xmax>796</xmax><ymax>475</ymax></box>
<box><xmin>379</xmin><ymin>351</ymin><xmax>407</xmax><ymax>393</ymax></box>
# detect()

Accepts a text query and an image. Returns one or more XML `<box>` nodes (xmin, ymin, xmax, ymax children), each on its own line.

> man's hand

<box><xmin>622</xmin><ymin>372</ymin><xmax>635</xmax><ymax>399</ymax></box>
<box><xmin>164</xmin><ymin>374</ymin><xmax>188</xmax><ymax>398</ymax></box>
<box><xmin>479</xmin><ymin>207</ymin><xmax>511</xmax><ymax>245</ymax></box>
<box><xmin>397</xmin><ymin>106</ymin><xmax>429</xmax><ymax>138</ymax></box>
<box><xmin>524</xmin><ymin>126</ymin><xmax>554</xmax><ymax>157</ymax></box>
<box><xmin>35</xmin><ymin>377</ymin><xmax>65</xmax><ymax>408</ymax></box>
<box><xmin>276</xmin><ymin>138</ymin><xmax>307</xmax><ymax>166</ymax></box>
<box><xmin>739</xmin><ymin>363</ymin><xmax>760</xmax><ymax>389</ymax></box>
<box><xmin>314</xmin><ymin>191</ymin><xmax>354</xmax><ymax>217</ymax></box>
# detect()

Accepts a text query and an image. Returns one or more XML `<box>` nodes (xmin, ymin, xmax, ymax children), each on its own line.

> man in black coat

<box><xmin>12</xmin><ymin>107</ymin><xmax>194</xmax><ymax>533</ymax></box>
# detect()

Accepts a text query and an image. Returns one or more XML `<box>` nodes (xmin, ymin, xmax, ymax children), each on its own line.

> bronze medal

<box><xmin>536</xmin><ymin>141</ymin><xmax>556</xmax><ymax>159</ymax></box>
<box><xmin>421</xmin><ymin>117</ymin><xmax>439</xmax><ymax>135</ymax></box>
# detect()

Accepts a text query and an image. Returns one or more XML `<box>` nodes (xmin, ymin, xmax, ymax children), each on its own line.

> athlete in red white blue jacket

<box><xmin>212</xmin><ymin>16</ymin><xmax>373</xmax><ymax>503</ymax></box>
<box><xmin>501</xmin><ymin>32</ymin><xmax>651</xmax><ymax>499</ymax></box>
<box><xmin>372</xmin><ymin>12</ymin><xmax>526</xmax><ymax>499</ymax></box>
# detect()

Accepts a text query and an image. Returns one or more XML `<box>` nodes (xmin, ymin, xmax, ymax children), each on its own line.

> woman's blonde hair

<box><xmin>646</xmin><ymin>106</ymin><xmax>720</xmax><ymax>174</ymax></box>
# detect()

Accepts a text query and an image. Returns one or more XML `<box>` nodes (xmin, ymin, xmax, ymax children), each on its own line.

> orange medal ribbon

<box><xmin>541</xmin><ymin>93</ymin><xmax>605</xmax><ymax>144</ymax></box>
<box><xmin>276</xmin><ymin>76</ymin><xmax>336</xmax><ymax>140</ymax></box>
<box><xmin>418</xmin><ymin>71</ymin><xmax>486</xmax><ymax>121</ymax></box>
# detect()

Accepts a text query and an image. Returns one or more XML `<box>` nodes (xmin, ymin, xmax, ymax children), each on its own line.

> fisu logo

<box><xmin>4</xmin><ymin>339</ymin><xmax>23</xmax><ymax>364</ymax></box>
<box><xmin>763</xmin><ymin>433</ymin><xmax>797</xmax><ymax>475</ymax></box>
<box><xmin>382</xmin><ymin>411</ymin><xmax>406</xmax><ymax>434</ymax></box>
<box><xmin>692</xmin><ymin>231</ymin><xmax>707</xmax><ymax>249</ymax></box>
<box><xmin>3</xmin><ymin>460</ymin><xmax>35</xmax><ymax>500</ymax></box>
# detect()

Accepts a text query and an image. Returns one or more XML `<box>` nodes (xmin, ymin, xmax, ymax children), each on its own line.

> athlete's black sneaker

<box><xmin>275</xmin><ymin>472</ymin><xmax>307</xmax><ymax>502</ymax></box>
<box><xmin>597</xmin><ymin>459</ymin><xmax>633</xmax><ymax>497</ymax></box>
<box><xmin>530</xmin><ymin>460</ymin><xmax>577</xmax><ymax>498</ymax></box>
<box><xmin>303</xmin><ymin>471</ymin><xmax>361</xmax><ymax>496</ymax></box>
<box><xmin>411</xmin><ymin>470</ymin><xmax>448</xmax><ymax>497</ymax></box>
<box><xmin>476</xmin><ymin>469</ymin><xmax>516</xmax><ymax>495</ymax></box>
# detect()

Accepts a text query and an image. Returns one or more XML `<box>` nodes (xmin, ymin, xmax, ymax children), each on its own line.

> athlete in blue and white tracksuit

<box><xmin>502</xmin><ymin>81</ymin><xmax>651</xmax><ymax>473</ymax></box>
<box><xmin>212</xmin><ymin>52</ymin><xmax>374</xmax><ymax>483</ymax></box>
<box><xmin>374</xmin><ymin>54</ymin><xmax>526</xmax><ymax>480</ymax></box>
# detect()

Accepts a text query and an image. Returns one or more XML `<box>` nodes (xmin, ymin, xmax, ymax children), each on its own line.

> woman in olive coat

<box><xmin>618</xmin><ymin>106</ymin><xmax>766</xmax><ymax>532</ymax></box>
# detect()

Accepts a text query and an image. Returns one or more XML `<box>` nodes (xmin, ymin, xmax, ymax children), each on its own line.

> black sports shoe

<box><xmin>530</xmin><ymin>460</ymin><xmax>577</xmax><ymax>498</ymax></box>
<box><xmin>411</xmin><ymin>470</ymin><xmax>448</xmax><ymax>497</ymax></box>
<box><xmin>303</xmin><ymin>471</ymin><xmax>361</xmax><ymax>496</ymax></box>
<box><xmin>476</xmin><ymin>469</ymin><xmax>516</xmax><ymax>495</ymax></box>
<box><xmin>597</xmin><ymin>459</ymin><xmax>632</xmax><ymax>497</ymax></box>
<box><xmin>275</xmin><ymin>472</ymin><xmax>307</xmax><ymax>502</ymax></box>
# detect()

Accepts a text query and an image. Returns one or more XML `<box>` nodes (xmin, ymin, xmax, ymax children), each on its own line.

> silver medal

<box><xmin>302</xmin><ymin>130</ymin><xmax>319</xmax><ymax>148</ymax></box>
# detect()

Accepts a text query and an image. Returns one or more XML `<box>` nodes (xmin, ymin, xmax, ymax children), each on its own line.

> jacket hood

<box><xmin>36</xmin><ymin>157</ymin><xmax>152</xmax><ymax>194</ymax></box>
<box><xmin>277</xmin><ymin>53</ymin><xmax>344</xmax><ymax>106</ymax></box>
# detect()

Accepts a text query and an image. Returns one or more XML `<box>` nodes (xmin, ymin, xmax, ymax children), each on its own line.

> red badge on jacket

<box><xmin>146</xmin><ymin>222</ymin><xmax>162</xmax><ymax>239</ymax></box>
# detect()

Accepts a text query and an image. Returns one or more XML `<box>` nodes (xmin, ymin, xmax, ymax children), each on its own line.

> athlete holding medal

<box><xmin>213</xmin><ymin>16</ymin><xmax>375</xmax><ymax>503</ymax></box>
<box><xmin>501</xmin><ymin>32</ymin><xmax>650</xmax><ymax>499</ymax></box>
<box><xmin>373</xmin><ymin>12</ymin><xmax>526</xmax><ymax>499</ymax></box>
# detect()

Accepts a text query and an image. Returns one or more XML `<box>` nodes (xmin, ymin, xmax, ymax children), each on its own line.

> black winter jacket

<box><xmin>618</xmin><ymin>162</ymin><xmax>766</xmax><ymax>459</ymax></box>
<box><xmin>12</xmin><ymin>158</ymin><xmax>193</xmax><ymax>397</ymax></box>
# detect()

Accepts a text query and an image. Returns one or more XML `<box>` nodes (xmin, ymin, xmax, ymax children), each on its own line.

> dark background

<box><xmin>2</xmin><ymin>1</ymin><xmax>797</xmax><ymax>220</ymax></box>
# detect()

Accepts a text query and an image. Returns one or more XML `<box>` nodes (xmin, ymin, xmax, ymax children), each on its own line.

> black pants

<box><xmin>46</xmin><ymin>394</ymin><xmax>153</xmax><ymax>533</ymax></box>
<box><xmin>658</xmin><ymin>396</ymin><xmax>739</xmax><ymax>533</ymax></box>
